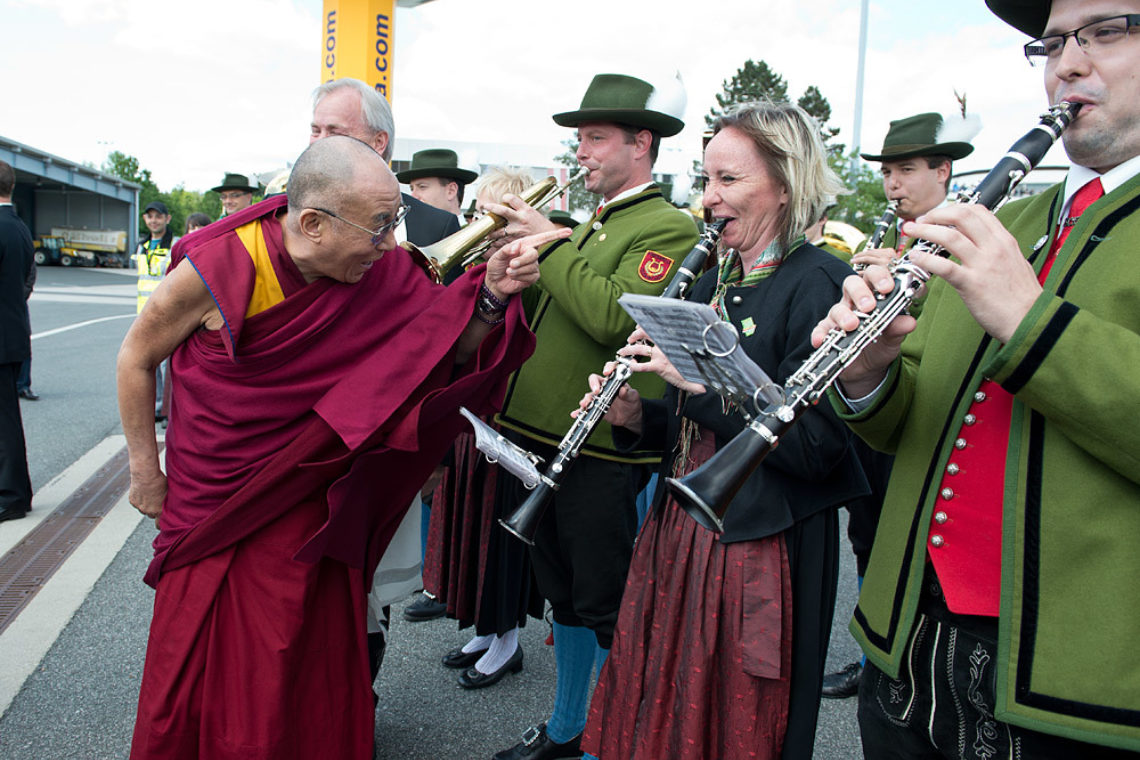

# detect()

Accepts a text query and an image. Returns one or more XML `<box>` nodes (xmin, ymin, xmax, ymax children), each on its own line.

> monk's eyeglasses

<box><xmin>312</xmin><ymin>204</ymin><xmax>409</xmax><ymax>247</ymax></box>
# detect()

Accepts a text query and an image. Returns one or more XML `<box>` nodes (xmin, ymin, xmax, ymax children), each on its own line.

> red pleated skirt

<box><xmin>583</xmin><ymin>434</ymin><xmax>793</xmax><ymax>760</ymax></box>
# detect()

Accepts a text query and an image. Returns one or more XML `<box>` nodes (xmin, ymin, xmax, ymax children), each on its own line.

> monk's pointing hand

<box><xmin>485</xmin><ymin>227</ymin><xmax>571</xmax><ymax>298</ymax></box>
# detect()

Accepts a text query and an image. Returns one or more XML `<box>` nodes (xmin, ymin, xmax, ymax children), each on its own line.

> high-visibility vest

<box><xmin>136</xmin><ymin>238</ymin><xmax>176</xmax><ymax>313</ymax></box>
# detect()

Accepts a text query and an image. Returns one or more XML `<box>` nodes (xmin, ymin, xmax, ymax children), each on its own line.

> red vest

<box><xmin>928</xmin><ymin>179</ymin><xmax>1103</xmax><ymax>617</ymax></box>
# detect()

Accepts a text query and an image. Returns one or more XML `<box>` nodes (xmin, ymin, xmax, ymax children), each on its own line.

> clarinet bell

<box><xmin>499</xmin><ymin>483</ymin><xmax>555</xmax><ymax>545</ymax></box>
<box><xmin>666</xmin><ymin>421</ymin><xmax>779</xmax><ymax>533</ymax></box>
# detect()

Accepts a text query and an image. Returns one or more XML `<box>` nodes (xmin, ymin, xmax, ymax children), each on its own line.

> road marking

<box><xmin>0</xmin><ymin>435</ymin><xmax>146</xmax><ymax>718</ymax></box>
<box><xmin>31</xmin><ymin>313</ymin><xmax>135</xmax><ymax>341</ymax></box>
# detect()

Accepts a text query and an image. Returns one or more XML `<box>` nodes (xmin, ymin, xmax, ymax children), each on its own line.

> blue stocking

<box><xmin>546</xmin><ymin>622</ymin><xmax>596</xmax><ymax>744</ymax></box>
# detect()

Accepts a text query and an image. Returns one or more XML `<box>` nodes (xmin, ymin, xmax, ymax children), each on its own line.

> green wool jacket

<box><xmin>833</xmin><ymin>173</ymin><xmax>1140</xmax><ymax>751</ymax></box>
<box><xmin>496</xmin><ymin>185</ymin><xmax>699</xmax><ymax>462</ymax></box>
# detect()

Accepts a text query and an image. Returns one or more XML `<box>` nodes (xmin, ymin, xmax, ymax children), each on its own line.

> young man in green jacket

<box><xmin>818</xmin><ymin>0</ymin><xmax>1140</xmax><ymax>756</ymax></box>
<box><xmin>485</xmin><ymin>73</ymin><xmax>699</xmax><ymax>760</ymax></box>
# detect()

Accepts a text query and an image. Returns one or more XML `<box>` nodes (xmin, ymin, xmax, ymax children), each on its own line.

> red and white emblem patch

<box><xmin>638</xmin><ymin>250</ymin><xmax>673</xmax><ymax>283</ymax></box>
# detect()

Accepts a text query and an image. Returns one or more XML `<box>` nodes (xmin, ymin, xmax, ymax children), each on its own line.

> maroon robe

<box><xmin>130</xmin><ymin>196</ymin><xmax>535</xmax><ymax>759</ymax></box>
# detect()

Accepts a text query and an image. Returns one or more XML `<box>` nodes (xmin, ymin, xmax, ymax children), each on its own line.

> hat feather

<box><xmin>936</xmin><ymin>113</ymin><xmax>983</xmax><ymax>146</ymax></box>
<box><xmin>645</xmin><ymin>71</ymin><xmax>687</xmax><ymax>121</ymax></box>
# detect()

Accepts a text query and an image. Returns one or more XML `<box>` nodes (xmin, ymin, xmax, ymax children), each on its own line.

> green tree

<box><xmin>698</xmin><ymin>60</ymin><xmax>845</xmax><ymax>196</ymax></box>
<box><xmin>798</xmin><ymin>85</ymin><xmax>843</xmax><ymax>156</ymax></box>
<box><xmin>705</xmin><ymin>60</ymin><xmax>788</xmax><ymax>128</ymax></box>
<box><xmin>829</xmin><ymin>150</ymin><xmax>887</xmax><ymax>234</ymax></box>
<box><xmin>103</xmin><ymin>151</ymin><xmax>163</xmax><ymax>234</ymax></box>
<box><xmin>102</xmin><ymin>151</ymin><xmax>223</xmax><ymax>237</ymax></box>
<box><xmin>553</xmin><ymin>137</ymin><xmax>596</xmax><ymax>217</ymax></box>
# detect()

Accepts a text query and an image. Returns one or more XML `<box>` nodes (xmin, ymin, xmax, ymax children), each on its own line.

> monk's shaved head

<box><xmin>288</xmin><ymin>135</ymin><xmax>389</xmax><ymax>215</ymax></box>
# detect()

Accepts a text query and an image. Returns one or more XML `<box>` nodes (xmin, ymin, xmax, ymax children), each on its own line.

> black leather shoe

<box><xmin>18</xmin><ymin>388</ymin><xmax>39</xmax><ymax>401</ymax></box>
<box><xmin>458</xmin><ymin>645</ymin><xmax>523</xmax><ymax>689</ymax></box>
<box><xmin>821</xmin><ymin>661</ymin><xmax>862</xmax><ymax>699</ymax></box>
<box><xmin>492</xmin><ymin>723</ymin><xmax>581</xmax><ymax>760</ymax></box>
<box><xmin>442</xmin><ymin>645</ymin><xmax>488</xmax><ymax>669</ymax></box>
<box><xmin>403</xmin><ymin>592</ymin><xmax>447</xmax><ymax>622</ymax></box>
<box><xmin>0</xmin><ymin>505</ymin><xmax>29</xmax><ymax>523</ymax></box>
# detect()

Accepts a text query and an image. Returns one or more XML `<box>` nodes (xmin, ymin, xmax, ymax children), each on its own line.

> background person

<box><xmin>184</xmin><ymin>212</ymin><xmax>212</xmax><ymax>234</ymax></box>
<box><xmin>424</xmin><ymin>164</ymin><xmax>542</xmax><ymax>691</ymax></box>
<box><xmin>306</xmin><ymin>76</ymin><xmax>464</xmax><ymax>649</ymax></box>
<box><xmin>212</xmin><ymin>172</ymin><xmax>257</xmax><ymax>216</ymax></box>
<box><xmin>0</xmin><ymin>160</ymin><xmax>34</xmax><ymax>522</ymax></box>
<box><xmin>134</xmin><ymin>201</ymin><xmax>178</xmax><ymax>423</ymax></box>
<box><xmin>396</xmin><ymin>148</ymin><xmax>478</xmax><ymax>225</ymax></box>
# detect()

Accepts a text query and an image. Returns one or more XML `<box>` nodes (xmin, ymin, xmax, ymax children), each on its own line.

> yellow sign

<box><xmin>321</xmin><ymin>0</ymin><xmax>396</xmax><ymax>101</ymax></box>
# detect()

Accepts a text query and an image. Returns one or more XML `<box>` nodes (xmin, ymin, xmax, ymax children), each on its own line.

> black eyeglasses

<box><xmin>311</xmin><ymin>204</ymin><xmax>409</xmax><ymax>247</ymax></box>
<box><xmin>1024</xmin><ymin>14</ymin><xmax>1140</xmax><ymax>67</ymax></box>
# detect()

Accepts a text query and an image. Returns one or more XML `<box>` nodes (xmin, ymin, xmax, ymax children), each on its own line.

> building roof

<box><xmin>0</xmin><ymin>135</ymin><xmax>140</xmax><ymax>203</ymax></box>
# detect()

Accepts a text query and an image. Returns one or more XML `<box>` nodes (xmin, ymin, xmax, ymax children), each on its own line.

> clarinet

<box><xmin>853</xmin><ymin>201</ymin><xmax>900</xmax><ymax>272</ymax></box>
<box><xmin>500</xmin><ymin>219</ymin><xmax>727</xmax><ymax>544</ymax></box>
<box><xmin>667</xmin><ymin>102</ymin><xmax>1080</xmax><ymax>532</ymax></box>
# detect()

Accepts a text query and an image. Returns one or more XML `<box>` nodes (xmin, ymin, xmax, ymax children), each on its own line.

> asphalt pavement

<box><xmin>0</xmin><ymin>266</ymin><xmax>866</xmax><ymax>759</ymax></box>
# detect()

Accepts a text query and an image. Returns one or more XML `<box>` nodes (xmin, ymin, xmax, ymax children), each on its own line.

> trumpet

<box><xmin>403</xmin><ymin>168</ymin><xmax>588</xmax><ymax>283</ymax></box>
<box><xmin>499</xmin><ymin>219</ymin><xmax>727</xmax><ymax>544</ymax></box>
<box><xmin>667</xmin><ymin>102</ymin><xmax>1081</xmax><ymax>532</ymax></box>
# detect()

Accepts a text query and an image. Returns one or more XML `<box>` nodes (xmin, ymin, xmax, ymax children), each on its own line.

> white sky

<box><xmin>1</xmin><ymin>0</ymin><xmax>1070</xmax><ymax>193</ymax></box>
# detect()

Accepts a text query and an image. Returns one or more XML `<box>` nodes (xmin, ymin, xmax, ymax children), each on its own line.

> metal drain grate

<box><xmin>0</xmin><ymin>445</ymin><xmax>132</xmax><ymax>635</ymax></box>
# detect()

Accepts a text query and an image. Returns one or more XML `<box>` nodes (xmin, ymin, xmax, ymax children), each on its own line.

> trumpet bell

<box><xmin>401</xmin><ymin>170</ymin><xmax>586</xmax><ymax>283</ymax></box>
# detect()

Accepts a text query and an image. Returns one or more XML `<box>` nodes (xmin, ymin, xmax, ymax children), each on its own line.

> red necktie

<box><xmin>1049</xmin><ymin>178</ymin><xmax>1104</xmax><ymax>257</ymax></box>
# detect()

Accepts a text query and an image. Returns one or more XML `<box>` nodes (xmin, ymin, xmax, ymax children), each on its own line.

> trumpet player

<box><xmin>489</xmin><ymin>72</ymin><xmax>699</xmax><ymax>760</ymax></box>
<box><xmin>817</xmin><ymin>0</ymin><xmax>1140</xmax><ymax>756</ymax></box>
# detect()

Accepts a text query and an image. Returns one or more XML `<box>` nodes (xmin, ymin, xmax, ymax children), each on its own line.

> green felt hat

<box><xmin>211</xmin><ymin>172</ymin><xmax>258</xmax><ymax>194</ymax></box>
<box><xmin>553</xmin><ymin>73</ymin><xmax>686</xmax><ymax>137</ymax></box>
<box><xmin>395</xmin><ymin>149</ymin><xmax>478</xmax><ymax>185</ymax></box>
<box><xmin>860</xmin><ymin>113</ymin><xmax>976</xmax><ymax>162</ymax></box>
<box><xmin>985</xmin><ymin>0</ymin><xmax>1049</xmax><ymax>36</ymax></box>
<box><xmin>547</xmin><ymin>210</ymin><xmax>581</xmax><ymax>229</ymax></box>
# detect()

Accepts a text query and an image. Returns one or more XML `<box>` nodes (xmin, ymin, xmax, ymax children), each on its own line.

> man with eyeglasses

<box><xmin>815</xmin><ymin>0</ymin><xmax>1140</xmax><ymax>756</ymax></box>
<box><xmin>120</xmin><ymin>135</ymin><xmax>560</xmax><ymax>759</ymax></box>
<box><xmin>211</xmin><ymin>172</ymin><xmax>258</xmax><ymax>216</ymax></box>
<box><xmin>310</xmin><ymin>77</ymin><xmax>461</xmax><ymax>633</ymax></box>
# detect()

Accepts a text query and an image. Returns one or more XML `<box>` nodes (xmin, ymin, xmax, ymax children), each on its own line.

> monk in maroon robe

<box><xmin>117</xmin><ymin>136</ymin><xmax>567</xmax><ymax>760</ymax></box>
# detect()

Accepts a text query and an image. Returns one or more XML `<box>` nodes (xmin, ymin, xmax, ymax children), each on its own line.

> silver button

<box><xmin>974</xmin><ymin>391</ymin><xmax>987</xmax><ymax>403</ymax></box>
<box><xmin>592</xmin><ymin>221</ymin><xmax>602</xmax><ymax>231</ymax></box>
<box><xmin>963</xmin><ymin>414</ymin><xmax>977</xmax><ymax>426</ymax></box>
<box><xmin>940</xmin><ymin>487</ymin><xmax>954</xmax><ymax>500</ymax></box>
<box><xmin>931</xmin><ymin>534</ymin><xmax>945</xmax><ymax>548</ymax></box>
<box><xmin>955</xmin><ymin>438</ymin><xmax>967</xmax><ymax>450</ymax></box>
<box><xmin>934</xmin><ymin>511</ymin><xmax>948</xmax><ymax>524</ymax></box>
<box><xmin>732</xmin><ymin>296</ymin><xmax>743</xmax><ymax>305</ymax></box>
<box><xmin>946</xmin><ymin>463</ymin><xmax>960</xmax><ymax>476</ymax></box>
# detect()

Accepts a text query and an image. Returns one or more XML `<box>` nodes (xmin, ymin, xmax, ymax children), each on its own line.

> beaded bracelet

<box><xmin>475</xmin><ymin>283</ymin><xmax>509</xmax><ymax>325</ymax></box>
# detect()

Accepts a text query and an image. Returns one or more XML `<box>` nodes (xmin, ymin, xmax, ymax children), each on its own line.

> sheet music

<box><xmin>617</xmin><ymin>294</ymin><xmax>783</xmax><ymax>411</ymax></box>
<box><xmin>459</xmin><ymin>408</ymin><xmax>543</xmax><ymax>489</ymax></box>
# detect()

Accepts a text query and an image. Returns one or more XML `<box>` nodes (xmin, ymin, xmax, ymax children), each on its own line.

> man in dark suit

<box><xmin>0</xmin><ymin>161</ymin><xmax>34</xmax><ymax>522</ymax></box>
<box><xmin>309</xmin><ymin>78</ymin><xmax>461</xmax><ymax>246</ymax></box>
<box><xmin>308</xmin><ymin>77</ymin><xmax>460</xmax><ymax>654</ymax></box>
